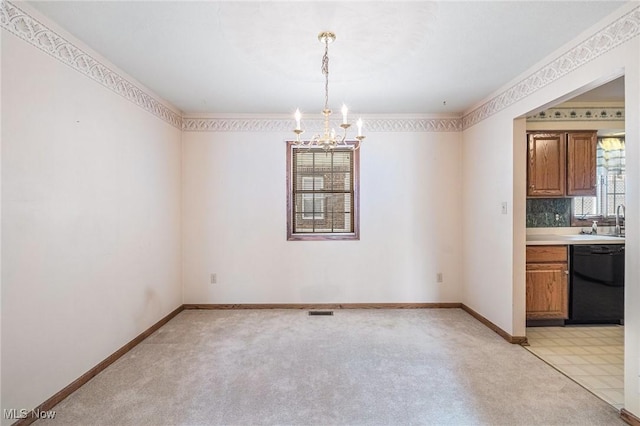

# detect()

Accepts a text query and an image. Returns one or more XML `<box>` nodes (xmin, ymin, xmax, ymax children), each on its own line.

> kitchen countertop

<box><xmin>526</xmin><ymin>234</ymin><xmax>625</xmax><ymax>245</ymax></box>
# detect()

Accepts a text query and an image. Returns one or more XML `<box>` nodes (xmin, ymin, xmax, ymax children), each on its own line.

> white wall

<box><xmin>461</xmin><ymin>2</ymin><xmax>640</xmax><ymax>416</ymax></box>
<box><xmin>462</xmin><ymin>114</ymin><xmax>518</xmax><ymax>332</ymax></box>
<box><xmin>182</xmin><ymin>129</ymin><xmax>462</xmax><ymax>305</ymax></box>
<box><xmin>623</xmin><ymin>39</ymin><xmax>640</xmax><ymax>418</ymax></box>
<box><xmin>1</xmin><ymin>21</ymin><xmax>182</xmax><ymax>420</ymax></box>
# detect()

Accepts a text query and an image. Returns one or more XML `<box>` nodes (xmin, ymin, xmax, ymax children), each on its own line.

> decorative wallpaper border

<box><xmin>527</xmin><ymin>106</ymin><xmax>625</xmax><ymax>122</ymax></box>
<box><xmin>462</xmin><ymin>6</ymin><xmax>639</xmax><ymax>130</ymax></box>
<box><xmin>1</xmin><ymin>1</ymin><xmax>183</xmax><ymax>129</ymax></box>
<box><xmin>182</xmin><ymin>117</ymin><xmax>462</xmax><ymax>133</ymax></box>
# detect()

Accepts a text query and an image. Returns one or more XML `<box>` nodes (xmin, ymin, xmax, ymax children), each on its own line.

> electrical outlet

<box><xmin>437</xmin><ymin>273</ymin><xmax>443</xmax><ymax>283</ymax></box>
<box><xmin>210</xmin><ymin>273</ymin><xmax>217</xmax><ymax>284</ymax></box>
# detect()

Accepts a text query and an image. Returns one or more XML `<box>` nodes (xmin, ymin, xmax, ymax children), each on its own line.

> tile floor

<box><xmin>525</xmin><ymin>325</ymin><xmax>624</xmax><ymax>410</ymax></box>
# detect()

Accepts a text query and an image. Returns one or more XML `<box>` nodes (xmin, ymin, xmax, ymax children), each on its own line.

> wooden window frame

<box><xmin>286</xmin><ymin>141</ymin><xmax>360</xmax><ymax>241</ymax></box>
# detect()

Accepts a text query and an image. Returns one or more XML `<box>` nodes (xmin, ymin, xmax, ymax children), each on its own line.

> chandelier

<box><xmin>293</xmin><ymin>31</ymin><xmax>364</xmax><ymax>150</ymax></box>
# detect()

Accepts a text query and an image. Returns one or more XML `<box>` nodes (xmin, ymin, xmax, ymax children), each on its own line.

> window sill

<box><xmin>571</xmin><ymin>217</ymin><xmax>617</xmax><ymax>227</ymax></box>
<box><xmin>287</xmin><ymin>233</ymin><xmax>359</xmax><ymax>241</ymax></box>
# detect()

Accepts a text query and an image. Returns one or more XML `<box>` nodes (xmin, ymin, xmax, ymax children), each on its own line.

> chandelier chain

<box><xmin>322</xmin><ymin>38</ymin><xmax>330</xmax><ymax>112</ymax></box>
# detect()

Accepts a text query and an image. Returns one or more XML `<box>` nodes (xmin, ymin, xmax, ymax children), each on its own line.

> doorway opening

<box><xmin>519</xmin><ymin>75</ymin><xmax>626</xmax><ymax>409</ymax></box>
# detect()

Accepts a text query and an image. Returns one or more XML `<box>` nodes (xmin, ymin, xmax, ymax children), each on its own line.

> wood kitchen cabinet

<box><xmin>567</xmin><ymin>132</ymin><xmax>597</xmax><ymax>196</ymax></box>
<box><xmin>527</xmin><ymin>131</ymin><xmax>597</xmax><ymax>197</ymax></box>
<box><xmin>526</xmin><ymin>245</ymin><xmax>568</xmax><ymax>320</ymax></box>
<box><xmin>527</xmin><ymin>132</ymin><xmax>566</xmax><ymax>196</ymax></box>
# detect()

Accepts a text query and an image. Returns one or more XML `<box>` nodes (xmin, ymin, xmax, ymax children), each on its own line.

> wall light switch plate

<box><xmin>501</xmin><ymin>202</ymin><xmax>508</xmax><ymax>215</ymax></box>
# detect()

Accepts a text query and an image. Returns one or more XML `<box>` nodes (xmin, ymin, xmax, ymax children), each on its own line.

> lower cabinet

<box><xmin>526</xmin><ymin>246</ymin><xmax>568</xmax><ymax>320</ymax></box>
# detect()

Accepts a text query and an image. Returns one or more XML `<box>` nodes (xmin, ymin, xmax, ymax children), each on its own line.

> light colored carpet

<box><xmin>38</xmin><ymin>309</ymin><xmax>624</xmax><ymax>425</ymax></box>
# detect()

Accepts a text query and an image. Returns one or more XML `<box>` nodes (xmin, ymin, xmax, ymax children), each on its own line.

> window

<box><xmin>573</xmin><ymin>137</ymin><xmax>625</xmax><ymax>223</ymax></box>
<box><xmin>287</xmin><ymin>142</ymin><xmax>359</xmax><ymax>240</ymax></box>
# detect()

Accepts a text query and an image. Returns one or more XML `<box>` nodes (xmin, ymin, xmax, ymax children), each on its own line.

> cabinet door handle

<box><xmin>564</xmin><ymin>270</ymin><xmax>569</xmax><ymax>275</ymax></box>
<box><xmin>529</xmin><ymin>184</ymin><xmax>535</xmax><ymax>189</ymax></box>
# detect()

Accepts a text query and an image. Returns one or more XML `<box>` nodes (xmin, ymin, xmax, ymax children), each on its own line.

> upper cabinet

<box><xmin>527</xmin><ymin>131</ymin><xmax>597</xmax><ymax>197</ymax></box>
<box><xmin>566</xmin><ymin>132</ymin><xmax>597</xmax><ymax>196</ymax></box>
<box><xmin>527</xmin><ymin>132</ymin><xmax>566</xmax><ymax>197</ymax></box>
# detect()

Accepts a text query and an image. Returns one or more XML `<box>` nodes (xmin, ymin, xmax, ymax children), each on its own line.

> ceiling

<box><xmin>27</xmin><ymin>1</ymin><xmax>628</xmax><ymax>116</ymax></box>
<box><xmin>566</xmin><ymin>77</ymin><xmax>625</xmax><ymax>104</ymax></box>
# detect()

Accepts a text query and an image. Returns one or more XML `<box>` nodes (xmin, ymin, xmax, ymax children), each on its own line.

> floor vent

<box><xmin>308</xmin><ymin>311</ymin><xmax>334</xmax><ymax>316</ymax></box>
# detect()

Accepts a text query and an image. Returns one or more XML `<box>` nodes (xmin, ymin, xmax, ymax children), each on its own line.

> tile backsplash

<box><xmin>526</xmin><ymin>198</ymin><xmax>572</xmax><ymax>227</ymax></box>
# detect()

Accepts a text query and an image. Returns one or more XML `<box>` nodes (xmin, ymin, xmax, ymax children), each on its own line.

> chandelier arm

<box><xmin>340</xmin><ymin>127</ymin><xmax>347</xmax><ymax>146</ymax></box>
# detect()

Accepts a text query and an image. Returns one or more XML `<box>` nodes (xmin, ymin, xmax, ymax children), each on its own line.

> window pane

<box><xmin>334</xmin><ymin>213</ymin><xmax>351</xmax><ymax>233</ymax></box>
<box><xmin>294</xmin><ymin>213</ymin><xmax>313</xmax><ymax>232</ymax></box>
<box><xmin>327</xmin><ymin>193</ymin><xmax>351</xmax><ymax>213</ymax></box>
<box><xmin>298</xmin><ymin>193</ymin><xmax>325</xmax><ymax>220</ymax></box>
<box><xmin>300</xmin><ymin>176</ymin><xmax>311</xmax><ymax>190</ymax></box>
<box><xmin>575</xmin><ymin>196</ymin><xmax>596</xmax><ymax>216</ymax></box>
<box><xmin>313</xmin><ymin>213</ymin><xmax>333</xmax><ymax>233</ymax></box>
<box><xmin>313</xmin><ymin>151</ymin><xmax>333</xmax><ymax>168</ymax></box>
<box><xmin>613</xmin><ymin>175</ymin><xmax>625</xmax><ymax>193</ymax></box>
<box><xmin>296</xmin><ymin>152</ymin><xmax>314</xmax><ymax>168</ymax></box>
<box><xmin>606</xmin><ymin>195</ymin><xmax>615</xmax><ymax>216</ymax></box>
<box><xmin>329</xmin><ymin>172</ymin><xmax>351</xmax><ymax>190</ymax></box>
<box><xmin>332</xmin><ymin>151</ymin><xmax>351</xmax><ymax>168</ymax></box>
<box><xmin>313</xmin><ymin>194</ymin><xmax>325</xmax><ymax>219</ymax></box>
<box><xmin>298</xmin><ymin>175</ymin><xmax>324</xmax><ymax>191</ymax></box>
<box><xmin>302</xmin><ymin>195</ymin><xmax>314</xmax><ymax>219</ymax></box>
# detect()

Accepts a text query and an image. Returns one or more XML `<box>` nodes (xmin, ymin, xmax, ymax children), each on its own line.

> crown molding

<box><xmin>463</xmin><ymin>5</ymin><xmax>639</xmax><ymax>130</ymax></box>
<box><xmin>364</xmin><ymin>118</ymin><xmax>462</xmax><ymax>132</ymax></box>
<box><xmin>182</xmin><ymin>117</ymin><xmax>462</xmax><ymax>133</ymax></box>
<box><xmin>1</xmin><ymin>1</ymin><xmax>182</xmax><ymax>129</ymax></box>
<box><xmin>183</xmin><ymin>118</ymin><xmax>292</xmax><ymax>133</ymax></box>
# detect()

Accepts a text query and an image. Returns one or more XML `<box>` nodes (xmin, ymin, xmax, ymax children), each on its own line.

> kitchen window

<box><xmin>286</xmin><ymin>142</ymin><xmax>359</xmax><ymax>240</ymax></box>
<box><xmin>573</xmin><ymin>137</ymin><xmax>625</xmax><ymax>223</ymax></box>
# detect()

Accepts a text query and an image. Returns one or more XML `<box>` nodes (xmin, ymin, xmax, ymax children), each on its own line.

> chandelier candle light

<box><xmin>293</xmin><ymin>31</ymin><xmax>365</xmax><ymax>150</ymax></box>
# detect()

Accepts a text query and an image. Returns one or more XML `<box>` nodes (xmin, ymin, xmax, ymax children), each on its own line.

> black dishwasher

<box><xmin>568</xmin><ymin>244</ymin><xmax>624</xmax><ymax>324</ymax></box>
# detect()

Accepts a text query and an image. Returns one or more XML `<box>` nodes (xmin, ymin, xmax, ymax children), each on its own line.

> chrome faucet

<box><xmin>615</xmin><ymin>204</ymin><xmax>626</xmax><ymax>236</ymax></box>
